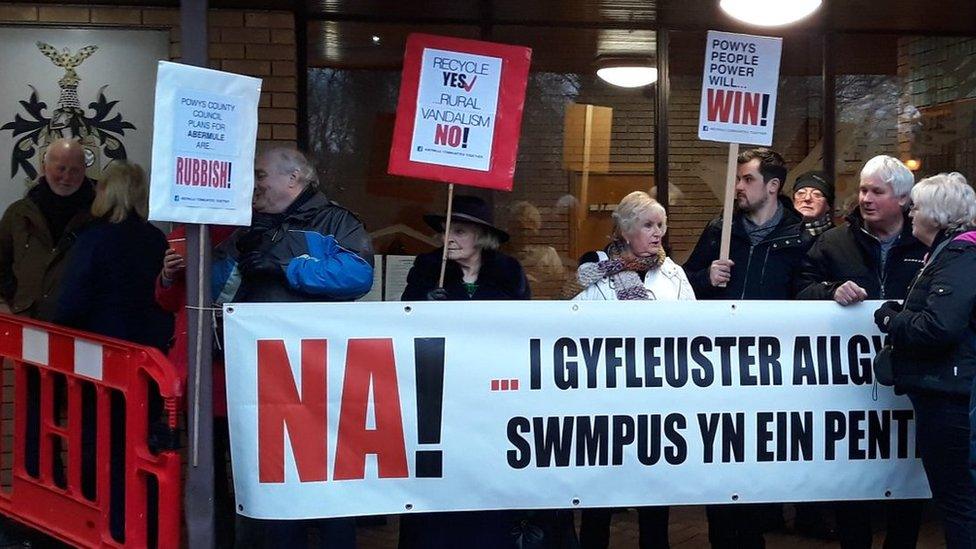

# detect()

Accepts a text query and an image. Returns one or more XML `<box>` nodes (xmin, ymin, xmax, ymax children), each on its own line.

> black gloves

<box><xmin>426</xmin><ymin>288</ymin><xmax>448</xmax><ymax>301</ymax></box>
<box><xmin>238</xmin><ymin>251</ymin><xmax>283</xmax><ymax>280</ymax></box>
<box><xmin>874</xmin><ymin>300</ymin><xmax>903</xmax><ymax>333</ymax></box>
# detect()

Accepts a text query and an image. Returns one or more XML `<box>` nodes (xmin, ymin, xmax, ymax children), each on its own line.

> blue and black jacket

<box><xmin>214</xmin><ymin>187</ymin><xmax>374</xmax><ymax>303</ymax></box>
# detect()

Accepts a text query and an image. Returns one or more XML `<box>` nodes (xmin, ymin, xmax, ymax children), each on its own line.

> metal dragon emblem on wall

<box><xmin>1</xmin><ymin>41</ymin><xmax>136</xmax><ymax>182</ymax></box>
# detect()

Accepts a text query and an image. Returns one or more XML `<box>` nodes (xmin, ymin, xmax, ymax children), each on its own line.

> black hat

<box><xmin>424</xmin><ymin>195</ymin><xmax>509</xmax><ymax>243</ymax></box>
<box><xmin>792</xmin><ymin>170</ymin><xmax>835</xmax><ymax>206</ymax></box>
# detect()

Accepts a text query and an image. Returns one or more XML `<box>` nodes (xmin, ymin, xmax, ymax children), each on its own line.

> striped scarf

<box><xmin>577</xmin><ymin>242</ymin><xmax>666</xmax><ymax>300</ymax></box>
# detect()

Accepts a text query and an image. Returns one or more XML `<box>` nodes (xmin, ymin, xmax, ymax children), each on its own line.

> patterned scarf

<box><xmin>577</xmin><ymin>241</ymin><xmax>666</xmax><ymax>300</ymax></box>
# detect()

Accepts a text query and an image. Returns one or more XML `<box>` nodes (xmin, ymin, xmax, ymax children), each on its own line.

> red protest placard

<box><xmin>388</xmin><ymin>33</ymin><xmax>532</xmax><ymax>192</ymax></box>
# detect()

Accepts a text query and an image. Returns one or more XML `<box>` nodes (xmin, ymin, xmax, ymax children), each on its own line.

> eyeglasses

<box><xmin>794</xmin><ymin>189</ymin><xmax>825</xmax><ymax>200</ymax></box>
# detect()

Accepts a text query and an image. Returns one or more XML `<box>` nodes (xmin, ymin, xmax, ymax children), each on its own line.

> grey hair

<box><xmin>910</xmin><ymin>172</ymin><xmax>976</xmax><ymax>232</ymax></box>
<box><xmin>612</xmin><ymin>191</ymin><xmax>667</xmax><ymax>240</ymax></box>
<box><xmin>260</xmin><ymin>147</ymin><xmax>319</xmax><ymax>188</ymax></box>
<box><xmin>437</xmin><ymin>220</ymin><xmax>501</xmax><ymax>251</ymax></box>
<box><xmin>860</xmin><ymin>155</ymin><xmax>915</xmax><ymax>198</ymax></box>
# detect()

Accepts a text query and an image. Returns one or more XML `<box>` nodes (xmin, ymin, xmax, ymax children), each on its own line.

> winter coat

<box><xmin>888</xmin><ymin>230</ymin><xmax>976</xmax><ymax>396</ymax></box>
<box><xmin>217</xmin><ymin>188</ymin><xmax>374</xmax><ymax>303</ymax></box>
<box><xmin>683</xmin><ymin>196</ymin><xmax>812</xmax><ymax>300</ymax></box>
<box><xmin>401</xmin><ymin>248</ymin><xmax>531</xmax><ymax>300</ymax></box>
<box><xmin>0</xmin><ymin>178</ymin><xmax>94</xmax><ymax>319</ymax></box>
<box><xmin>573</xmin><ymin>251</ymin><xmax>695</xmax><ymax>301</ymax></box>
<box><xmin>55</xmin><ymin>215</ymin><xmax>173</xmax><ymax>352</ymax></box>
<box><xmin>797</xmin><ymin>209</ymin><xmax>927</xmax><ymax>301</ymax></box>
<box><xmin>155</xmin><ymin>225</ymin><xmax>236</xmax><ymax>416</ymax></box>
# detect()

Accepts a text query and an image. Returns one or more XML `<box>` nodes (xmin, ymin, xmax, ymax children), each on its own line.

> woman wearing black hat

<box><xmin>400</xmin><ymin>197</ymin><xmax>580</xmax><ymax>549</ymax></box>
<box><xmin>402</xmin><ymin>195</ymin><xmax>531</xmax><ymax>301</ymax></box>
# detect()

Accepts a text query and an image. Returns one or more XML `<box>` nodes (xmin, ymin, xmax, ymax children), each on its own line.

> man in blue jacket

<box><xmin>215</xmin><ymin>147</ymin><xmax>374</xmax><ymax>305</ymax></box>
<box><xmin>222</xmin><ymin>146</ymin><xmax>373</xmax><ymax>548</ymax></box>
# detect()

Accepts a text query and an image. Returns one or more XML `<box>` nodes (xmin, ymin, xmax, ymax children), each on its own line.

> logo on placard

<box><xmin>1</xmin><ymin>42</ymin><xmax>136</xmax><ymax>184</ymax></box>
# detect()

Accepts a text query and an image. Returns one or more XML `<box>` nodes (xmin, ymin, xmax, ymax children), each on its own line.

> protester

<box><xmin>0</xmin><ymin>137</ymin><xmax>95</xmax><ymax>319</ymax></box>
<box><xmin>400</xmin><ymin>195</ymin><xmax>568</xmax><ymax>549</ymax></box>
<box><xmin>401</xmin><ymin>195</ymin><xmax>530</xmax><ymax>301</ymax></box>
<box><xmin>797</xmin><ymin>154</ymin><xmax>925</xmax><ymax>548</ymax></box>
<box><xmin>217</xmin><ymin>146</ymin><xmax>372</xmax><ymax>548</ymax></box>
<box><xmin>683</xmin><ymin>148</ymin><xmax>810</xmax><ymax>548</ymax></box>
<box><xmin>155</xmin><ymin>224</ymin><xmax>237</xmax><ymax>548</ymax></box>
<box><xmin>53</xmin><ymin>160</ymin><xmax>172</xmax><ymax>542</ymax></box>
<box><xmin>793</xmin><ymin>170</ymin><xmax>835</xmax><ymax>238</ymax></box>
<box><xmin>573</xmin><ymin>190</ymin><xmax>693</xmax><ymax>548</ymax></box>
<box><xmin>0</xmin><ymin>137</ymin><xmax>96</xmax><ymax>544</ymax></box>
<box><xmin>55</xmin><ymin>161</ymin><xmax>172</xmax><ymax>350</ymax></box>
<box><xmin>684</xmin><ymin>148</ymin><xmax>811</xmax><ymax>301</ymax></box>
<box><xmin>789</xmin><ymin>169</ymin><xmax>838</xmax><ymax>539</ymax></box>
<box><xmin>873</xmin><ymin>172</ymin><xmax>976</xmax><ymax>548</ymax></box>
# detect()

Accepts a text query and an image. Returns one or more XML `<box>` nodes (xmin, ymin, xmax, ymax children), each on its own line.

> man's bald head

<box><xmin>42</xmin><ymin>138</ymin><xmax>86</xmax><ymax>196</ymax></box>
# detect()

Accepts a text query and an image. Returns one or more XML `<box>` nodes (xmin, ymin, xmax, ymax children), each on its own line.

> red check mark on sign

<box><xmin>463</xmin><ymin>76</ymin><xmax>478</xmax><ymax>92</ymax></box>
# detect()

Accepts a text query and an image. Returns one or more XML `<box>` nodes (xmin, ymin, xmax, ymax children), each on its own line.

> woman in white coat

<box><xmin>574</xmin><ymin>191</ymin><xmax>694</xmax><ymax>303</ymax></box>
<box><xmin>574</xmin><ymin>191</ymin><xmax>694</xmax><ymax>549</ymax></box>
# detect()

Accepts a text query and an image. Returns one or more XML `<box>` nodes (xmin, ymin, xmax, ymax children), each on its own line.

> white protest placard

<box><xmin>698</xmin><ymin>31</ymin><xmax>782</xmax><ymax>146</ymax></box>
<box><xmin>409</xmin><ymin>49</ymin><xmax>502</xmax><ymax>172</ymax></box>
<box><xmin>149</xmin><ymin>61</ymin><xmax>261</xmax><ymax>225</ymax></box>
<box><xmin>223</xmin><ymin>300</ymin><xmax>929</xmax><ymax>519</ymax></box>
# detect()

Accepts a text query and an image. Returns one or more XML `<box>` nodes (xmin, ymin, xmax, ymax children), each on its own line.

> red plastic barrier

<box><xmin>0</xmin><ymin>313</ymin><xmax>183</xmax><ymax>548</ymax></box>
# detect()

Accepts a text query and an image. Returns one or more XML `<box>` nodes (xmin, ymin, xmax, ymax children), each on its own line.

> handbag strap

<box><xmin>904</xmin><ymin>234</ymin><xmax>954</xmax><ymax>297</ymax></box>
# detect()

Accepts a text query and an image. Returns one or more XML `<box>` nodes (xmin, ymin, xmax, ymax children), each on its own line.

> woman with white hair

<box><xmin>574</xmin><ymin>191</ymin><xmax>694</xmax><ymax>301</ymax></box>
<box><xmin>873</xmin><ymin>172</ymin><xmax>976</xmax><ymax>547</ymax></box>
<box><xmin>574</xmin><ymin>191</ymin><xmax>693</xmax><ymax>549</ymax></box>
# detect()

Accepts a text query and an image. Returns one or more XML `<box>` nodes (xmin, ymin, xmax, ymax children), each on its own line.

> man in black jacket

<box><xmin>684</xmin><ymin>148</ymin><xmax>811</xmax><ymax>548</ymax></box>
<box><xmin>685</xmin><ymin>148</ymin><xmax>811</xmax><ymax>301</ymax></box>
<box><xmin>797</xmin><ymin>154</ymin><xmax>925</xmax><ymax>549</ymax></box>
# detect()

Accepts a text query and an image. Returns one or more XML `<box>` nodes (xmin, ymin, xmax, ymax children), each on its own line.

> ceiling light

<box><xmin>719</xmin><ymin>0</ymin><xmax>822</xmax><ymax>26</ymax></box>
<box><xmin>905</xmin><ymin>159</ymin><xmax>921</xmax><ymax>171</ymax></box>
<box><xmin>595</xmin><ymin>59</ymin><xmax>658</xmax><ymax>88</ymax></box>
<box><xmin>371</xmin><ymin>35</ymin><xmax>381</xmax><ymax>44</ymax></box>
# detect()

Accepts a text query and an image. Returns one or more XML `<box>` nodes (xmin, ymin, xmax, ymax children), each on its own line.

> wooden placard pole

<box><xmin>577</xmin><ymin>104</ymin><xmax>594</xmax><ymax>229</ymax></box>
<box><xmin>437</xmin><ymin>183</ymin><xmax>456</xmax><ymax>288</ymax></box>
<box><xmin>717</xmin><ymin>143</ymin><xmax>739</xmax><ymax>286</ymax></box>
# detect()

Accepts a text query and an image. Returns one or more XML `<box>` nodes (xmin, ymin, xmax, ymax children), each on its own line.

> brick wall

<box><xmin>0</xmin><ymin>3</ymin><xmax>298</xmax><ymax>148</ymax></box>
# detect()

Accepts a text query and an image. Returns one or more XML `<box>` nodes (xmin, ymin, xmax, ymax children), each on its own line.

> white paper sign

<box><xmin>223</xmin><ymin>300</ymin><xmax>929</xmax><ymax>520</ymax></box>
<box><xmin>409</xmin><ymin>48</ymin><xmax>502</xmax><ymax>171</ymax></box>
<box><xmin>149</xmin><ymin>61</ymin><xmax>261</xmax><ymax>225</ymax></box>
<box><xmin>698</xmin><ymin>31</ymin><xmax>782</xmax><ymax>146</ymax></box>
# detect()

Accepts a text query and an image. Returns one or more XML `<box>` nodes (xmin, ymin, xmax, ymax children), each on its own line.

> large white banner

<box><xmin>698</xmin><ymin>31</ymin><xmax>782</xmax><ymax>146</ymax></box>
<box><xmin>223</xmin><ymin>300</ymin><xmax>930</xmax><ymax>520</ymax></box>
<box><xmin>149</xmin><ymin>61</ymin><xmax>261</xmax><ymax>226</ymax></box>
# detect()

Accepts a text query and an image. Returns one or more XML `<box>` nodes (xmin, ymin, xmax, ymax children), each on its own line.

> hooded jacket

<box><xmin>683</xmin><ymin>195</ymin><xmax>812</xmax><ymax>300</ymax></box>
<box><xmin>0</xmin><ymin>177</ymin><xmax>95</xmax><ymax>319</ymax></box>
<box><xmin>797</xmin><ymin>209</ymin><xmax>927</xmax><ymax>301</ymax></box>
<box><xmin>888</xmin><ymin>230</ymin><xmax>976</xmax><ymax>396</ymax></box>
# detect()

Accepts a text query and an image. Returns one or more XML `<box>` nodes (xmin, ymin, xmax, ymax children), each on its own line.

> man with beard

<box><xmin>685</xmin><ymin>147</ymin><xmax>811</xmax><ymax>301</ymax></box>
<box><xmin>683</xmin><ymin>148</ymin><xmax>812</xmax><ymax>548</ymax></box>
<box><xmin>0</xmin><ymin>137</ymin><xmax>95</xmax><ymax>545</ymax></box>
<box><xmin>797</xmin><ymin>155</ymin><xmax>925</xmax><ymax>548</ymax></box>
<box><xmin>0</xmin><ymin>138</ymin><xmax>95</xmax><ymax>319</ymax></box>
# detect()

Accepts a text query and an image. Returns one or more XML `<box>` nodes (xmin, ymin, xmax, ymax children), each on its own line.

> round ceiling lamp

<box><xmin>719</xmin><ymin>0</ymin><xmax>823</xmax><ymax>26</ymax></box>
<box><xmin>596</xmin><ymin>58</ymin><xmax>658</xmax><ymax>88</ymax></box>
